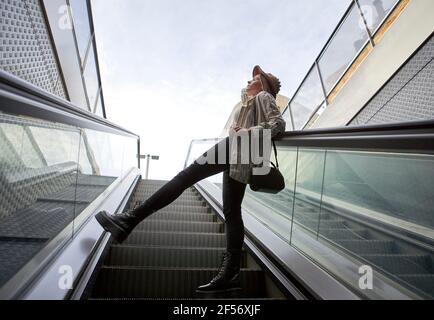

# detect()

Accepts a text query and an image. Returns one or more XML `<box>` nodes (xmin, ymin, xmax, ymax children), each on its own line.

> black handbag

<box><xmin>247</xmin><ymin>95</ymin><xmax>285</xmax><ymax>194</ymax></box>
<box><xmin>249</xmin><ymin>139</ymin><xmax>285</xmax><ymax>194</ymax></box>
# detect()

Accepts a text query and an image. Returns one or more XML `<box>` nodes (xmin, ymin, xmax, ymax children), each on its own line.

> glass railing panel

<box><xmin>42</xmin><ymin>0</ymin><xmax>89</xmax><ymax>110</ymax></box>
<box><xmin>321</xmin><ymin>150</ymin><xmax>434</xmax><ymax>230</ymax></box>
<box><xmin>290</xmin><ymin>149</ymin><xmax>326</xmax><ymax>240</ymax></box>
<box><xmin>290</xmin><ymin>67</ymin><xmax>325</xmax><ymax>130</ymax></box>
<box><xmin>122</xmin><ymin>134</ymin><xmax>140</xmax><ymax>177</ymax></box>
<box><xmin>1</xmin><ymin>122</ymin><xmax>45</xmax><ymax>169</ymax></box>
<box><xmin>358</xmin><ymin>0</ymin><xmax>400</xmax><ymax>34</ymax></box>
<box><xmin>243</xmin><ymin>146</ymin><xmax>298</xmax><ymax>244</ymax></box>
<box><xmin>72</xmin><ymin>128</ymin><xmax>139</xmax><ymax>226</ymax></box>
<box><xmin>0</xmin><ymin>112</ymin><xmax>77</xmax><ymax>288</ymax></box>
<box><xmin>95</xmin><ymin>92</ymin><xmax>104</xmax><ymax>117</ymax></box>
<box><xmin>290</xmin><ymin>147</ymin><xmax>434</xmax><ymax>299</ymax></box>
<box><xmin>0</xmin><ymin>109</ymin><xmax>139</xmax><ymax>291</ymax></box>
<box><xmin>69</xmin><ymin>0</ymin><xmax>92</xmax><ymax>65</ymax></box>
<box><xmin>318</xmin><ymin>3</ymin><xmax>369</xmax><ymax>93</ymax></box>
<box><xmin>281</xmin><ymin>107</ymin><xmax>293</xmax><ymax>131</ymax></box>
<box><xmin>185</xmin><ymin>139</ymin><xmax>223</xmax><ymax>186</ymax></box>
<box><xmin>30</xmin><ymin>126</ymin><xmax>82</xmax><ymax>166</ymax></box>
<box><xmin>83</xmin><ymin>44</ymin><xmax>100</xmax><ymax>109</ymax></box>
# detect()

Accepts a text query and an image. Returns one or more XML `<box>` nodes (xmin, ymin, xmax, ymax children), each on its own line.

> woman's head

<box><xmin>246</xmin><ymin>74</ymin><xmax>264</xmax><ymax>97</ymax></box>
<box><xmin>250</xmin><ymin>65</ymin><xmax>281</xmax><ymax>99</ymax></box>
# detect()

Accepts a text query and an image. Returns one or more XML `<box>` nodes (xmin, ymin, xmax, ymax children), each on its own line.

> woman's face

<box><xmin>246</xmin><ymin>74</ymin><xmax>263</xmax><ymax>97</ymax></box>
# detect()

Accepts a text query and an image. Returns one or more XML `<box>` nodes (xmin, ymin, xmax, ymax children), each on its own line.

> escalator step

<box><xmin>123</xmin><ymin>231</ymin><xmax>226</xmax><ymax>247</ymax></box>
<box><xmin>38</xmin><ymin>185</ymin><xmax>105</xmax><ymax>203</ymax></box>
<box><xmin>76</xmin><ymin>175</ymin><xmax>117</xmax><ymax>186</ymax></box>
<box><xmin>295</xmin><ymin>211</ymin><xmax>333</xmax><ymax>220</ymax></box>
<box><xmin>130</xmin><ymin>198</ymin><xmax>205</xmax><ymax>208</ymax></box>
<box><xmin>397</xmin><ymin>274</ymin><xmax>434</xmax><ymax>297</ymax></box>
<box><xmin>0</xmin><ymin>204</ymin><xmax>76</xmax><ymax>239</ymax></box>
<box><xmin>135</xmin><ymin>188</ymin><xmax>198</xmax><ymax>198</ymax></box>
<box><xmin>146</xmin><ymin>211</ymin><xmax>215</xmax><ymax>222</ymax></box>
<box><xmin>133</xmin><ymin>204</ymin><xmax>210</xmax><ymax>215</ymax></box>
<box><xmin>106</xmin><ymin>246</ymin><xmax>246</xmax><ymax>268</ymax></box>
<box><xmin>334</xmin><ymin>240</ymin><xmax>396</xmax><ymax>254</ymax></box>
<box><xmin>0</xmin><ymin>238</ymin><xmax>46</xmax><ymax>287</ymax></box>
<box><xmin>92</xmin><ymin>267</ymin><xmax>265</xmax><ymax>299</ymax></box>
<box><xmin>136</xmin><ymin>220</ymin><xmax>223</xmax><ymax>233</ymax></box>
<box><xmin>295</xmin><ymin>218</ymin><xmax>346</xmax><ymax>229</ymax></box>
<box><xmin>361</xmin><ymin>254</ymin><xmax>432</xmax><ymax>275</ymax></box>
<box><xmin>319</xmin><ymin>228</ymin><xmax>370</xmax><ymax>240</ymax></box>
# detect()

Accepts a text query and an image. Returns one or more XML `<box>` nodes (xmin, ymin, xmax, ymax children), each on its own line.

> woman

<box><xmin>95</xmin><ymin>65</ymin><xmax>286</xmax><ymax>294</ymax></box>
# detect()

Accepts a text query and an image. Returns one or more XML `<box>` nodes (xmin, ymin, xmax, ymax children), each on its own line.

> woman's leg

<box><xmin>222</xmin><ymin>170</ymin><xmax>247</xmax><ymax>255</ymax></box>
<box><xmin>196</xmin><ymin>170</ymin><xmax>247</xmax><ymax>294</ymax></box>
<box><xmin>132</xmin><ymin>155</ymin><xmax>227</xmax><ymax>218</ymax></box>
<box><xmin>96</xmin><ymin>137</ymin><xmax>230</xmax><ymax>242</ymax></box>
<box><xmin>133</xmin><ymin>137</ymin><xmax>230</xmax><ymax>218</ymax></box>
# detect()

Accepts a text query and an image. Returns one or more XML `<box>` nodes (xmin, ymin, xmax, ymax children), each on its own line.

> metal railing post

<box><xmin>353</xmin><ymin>0</ymin><xmax>376</xmax><ymax>47</ymax></box>
<box><xmin>315</xmin><ymin>60</ymin><xmax>328</xmax><ymax>106</ymax></box>
<box><xmin>137</xmin><ymin>137</ymin><xmax>141</xmax><ymax>169</ymax></box>
<box><xmin>288</xmin><ymin>105</ymin><xmax>296</xmax><ymax>131</ymax></box>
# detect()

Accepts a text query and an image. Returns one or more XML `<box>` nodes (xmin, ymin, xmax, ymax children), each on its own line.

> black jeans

<box><xmin>132</xmin><ymin>137</ymin><xmax>247</xmax><ymax>254</ymax></box>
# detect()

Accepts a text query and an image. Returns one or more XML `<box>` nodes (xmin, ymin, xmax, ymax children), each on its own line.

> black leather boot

<box><xmin>196</xmin><ymin>251</ymin><xmax>242</xmax><ymax>294</ymax></box>
<box><xmin>95</xmin><ymin>209</ymin><xmax>146</xmax><ymax>243</ymax></box>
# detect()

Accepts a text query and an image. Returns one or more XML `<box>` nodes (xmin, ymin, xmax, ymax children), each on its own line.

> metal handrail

<box><xmin>0</xmin><ymin>70</ymin><xmax>138</xmax><ymax>139</ymax></box>
<box><xmin>186</xmin><ymin>119</ymin><xmax>434</xmax><ymax>168</ymax></box>
<box><xmin>276</xmin><ymin>119</ymin><xmax>434</xmax><ymax>155</ymax></box>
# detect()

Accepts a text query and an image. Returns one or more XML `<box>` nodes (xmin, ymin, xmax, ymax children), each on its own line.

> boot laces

<box><xmin>215</xmin><ymin>252</ymin><xmax>230</xmax><ymax>279</ymax></box>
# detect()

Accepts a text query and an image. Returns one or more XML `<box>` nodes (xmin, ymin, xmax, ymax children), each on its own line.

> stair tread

<box><xmin>110</xmin><ymin>245</ymin><xmax>230</xmax><ymax>250</ymax></box>
<box><xmin>130</xmin><ymin>230</ymin><xmax>225</xmax><ymax>236</ymax></box>
<box><xmin>141</xmin><ymin>220</ymin><xmax>222</xmax><ymax>225</ymax></box>
<box><xmin>100</xmin><ymin>265</ymin><xmax>262</xmax><ymax>272</ymax></box>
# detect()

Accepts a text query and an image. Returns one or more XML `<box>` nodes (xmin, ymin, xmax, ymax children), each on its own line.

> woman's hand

<box><xmin>233</xmin><ymin>125</ymin><xmax>242</xmax><ymax>132</ymax></box>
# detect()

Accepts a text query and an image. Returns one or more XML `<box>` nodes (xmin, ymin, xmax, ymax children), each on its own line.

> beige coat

<box><xmin>228</xmin><ymin>89</ymin><xmax>286</xmax><ymax>184</ymax></box>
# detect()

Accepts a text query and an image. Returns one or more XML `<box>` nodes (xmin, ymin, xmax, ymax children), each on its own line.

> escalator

<box><xmin>90</xmin><ymin>180</ymin><xmax>276</xmax><ymax>299</ymax></box>
<box><xmin>252</xmin><ymin>189</ymin><xmax>434</xmax><ymax>298</ymax></box>
<box><xmin>1</xmin><ymin>70</ymin><xmax>433</xmax><ymax>300</ymax></box>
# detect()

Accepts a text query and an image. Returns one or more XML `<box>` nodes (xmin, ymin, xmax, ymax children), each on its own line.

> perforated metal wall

<box><xmin>350</xmin><ymin>34</ymin><xmax>434</xmax><ymax>125</ymax></box>
<box><xmin>0</xmin><ymin>0</ymin><xmax>67</xmax><ymax>99</ymax></box>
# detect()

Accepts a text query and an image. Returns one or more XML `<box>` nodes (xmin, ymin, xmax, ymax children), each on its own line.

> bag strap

<box><xmin>273</xmin><ymin>139</ymin><xmax>279</xmax><ymax>169</ymax></box>
<box><xmin>254</xmin><ymin>94</ymin><xmax>280</xmax><ymax>169</ymax></box>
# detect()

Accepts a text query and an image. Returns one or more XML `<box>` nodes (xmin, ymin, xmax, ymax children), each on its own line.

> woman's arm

<box><xmin>250</xmin><ymin>92</ymin><xmax>286</xmax><ymax>138</ymax></box>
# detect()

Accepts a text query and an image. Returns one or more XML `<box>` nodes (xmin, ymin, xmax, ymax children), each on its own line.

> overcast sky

<box><xmin>92</xmin><ymin>0</ymin><xmax>351</xmax><ymax>180</ymax></box>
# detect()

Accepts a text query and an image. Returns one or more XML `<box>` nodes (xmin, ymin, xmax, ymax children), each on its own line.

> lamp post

<box><xmin>139</xmin><ymin>154</ymin><xmax>160</xmax><ymax>180</ymax></box>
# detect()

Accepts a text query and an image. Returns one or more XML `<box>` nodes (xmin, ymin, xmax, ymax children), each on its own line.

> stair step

<box><xmin>397</xmin><ymin>274</ymin><xmax>434</xmax><ymax>297</ymax></box>
<box><xmin>106</xmin><ymin>246</ymin><xmax>246</xmax><ymax>268</ymax></box>
<box><xmin>135</xmin><ymin>188</ymin><xmax>198</xmax><ymax>197</ymax></box>
<box><xmin>319</xmin><ymin>229</ymin><xmax>370</xmax><ymax>240</ymax></box>
<box><xmin>130</xmin><ymin>198</ymin><xmax>205</xmax><ymax>208</ymax></box>
<box><xmin>361</xmin><ymin>254</ymin><xmax>432</xmax><ymax>275</ymax></box>
<box><xmin>92</xmin><ymin>267</ymin><xmax>265</xmax><ymax>298</ymax></box>
<box><xmin>146</xmin><ymin>211</ymin><xmax>215</xmax><ymax>222</ymax></box>
<box><xmin>136</xmin><ymin>220</ymin><xmax>223</xmax><ymax>233</ymax></box>
<box><xmin>137</xmin><ymin>180</ymin><xmax>171</xmax><ymax>186</ymax></box>
<box><xmin>295</xmin><ymin>218</ymin><xmax>346</xmax><ymax>229</ymax></box>
<box><xmin>124</xmin><ymin>231</ymin><xmax>226</xmax><ymax>247</ymax></box>
<box><xmin>296</xmin><ymin>211</ymin><xmax>333</xmax><ymax>220</ymax></box>
<box><xmin>334</xmin><ymin>240</ymin><xmax>396</xmax><ymax>254</ymax></box>
<box><xmin>135</xmin><ymin>204</ymin><xmax>211</xmax><ymax>215</ymax></box>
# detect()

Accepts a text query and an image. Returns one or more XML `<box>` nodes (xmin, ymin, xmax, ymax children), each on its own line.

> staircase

<box><xmin>91</xmin><ymin>180</ymin><xmax>271</xmax><ymax>299</ymax></box>
<box><xmin>251</xmin><ymin>189</ymin><xmax>434</xmax><ymax>298</ymax></box>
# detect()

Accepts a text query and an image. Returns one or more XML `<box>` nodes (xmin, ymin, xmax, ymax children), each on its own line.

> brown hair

<box><xmin>259</xmin><ymin>74</ymin><xmax>272</xmax><ymax>96</ymax></box>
